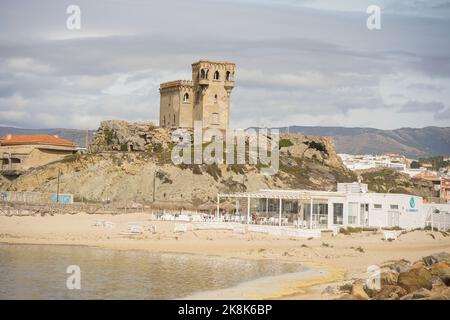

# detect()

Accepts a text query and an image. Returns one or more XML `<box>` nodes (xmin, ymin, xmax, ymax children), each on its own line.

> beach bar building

<box><xmin>217</xmin><ymin>183</ymin><xmax>428</xmax><ymax>231</ymax></box>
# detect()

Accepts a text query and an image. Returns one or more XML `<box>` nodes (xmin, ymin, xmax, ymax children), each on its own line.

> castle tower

<box><xmin>159</xmin><ymin>60</ymin><xmax>235</xmax><ymax>130</ymax></box>
<box><xmin>191</xmin><ymin>60</ymin><xmax>235</xmax><ymax>131</ymax></box>
<box><xmin>159</xmin><ymin>80</ymin><xmax>194</xmax><ymax>128</ymax></box>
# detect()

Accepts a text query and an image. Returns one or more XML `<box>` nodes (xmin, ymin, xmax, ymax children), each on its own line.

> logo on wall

<box><xmin>409</xmin><ymin>197</ymin><xmax>415</xmax><ymax>209</ymax></box>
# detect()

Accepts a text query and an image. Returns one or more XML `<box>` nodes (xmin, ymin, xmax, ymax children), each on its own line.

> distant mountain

<box><xmin>250</xmin><ymin>126</ymin><xmax>450</xmax><ymax>159</ymax></box>
<box><xmin>0</xmin><ymin>127</ymin><xmax>95</xmax><ymax>148</ymax></box>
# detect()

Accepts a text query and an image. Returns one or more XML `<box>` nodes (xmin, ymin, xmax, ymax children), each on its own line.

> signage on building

<box><xmin>407</xmin><ymin>196</ymin><xmax>418</xmax><ymax>212</ymax></box>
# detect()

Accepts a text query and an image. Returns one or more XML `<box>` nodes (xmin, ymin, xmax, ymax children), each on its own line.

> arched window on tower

<box><xmin>213</xmin><ymin>71</ymin><xmax>220</xmax><ymax>80</ymax></box>
<box><xmin>183</xmin><ymin>92</ymin><xmax>189</xmax><ymax>103</ymax></box>
<box><xmin>200</xmin><ymin>69</ymin><xmax>207</xmax><ymax>79</ymax></box>
<box><xmin>173</xmin><ymin>114</ymin><xmax>176</xmax><ymax>124</ymax></box>
<box><xmin>226</xmin><ymin>71</ymin><xmax>232</xmax><ymax>81</ymax></box>
<box><xmin>214</xmin><ymin>94</ymin><xmax>218</xmax><ymax>104</ymax></box>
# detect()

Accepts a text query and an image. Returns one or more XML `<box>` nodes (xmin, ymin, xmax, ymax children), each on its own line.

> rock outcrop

<box><xmin>279</xmin><ymin>133</ymin><xmax>345</xmax><ymax>169</ymax></box>
<box><xmin>90</xmin><ymin>120</ymin><xmax>172</xmax><ymax>152</ymax></box>
<box><xmin>337</xmin><ymin>252</ymin><xmax>450</xmax><ymax>300</ymax></box>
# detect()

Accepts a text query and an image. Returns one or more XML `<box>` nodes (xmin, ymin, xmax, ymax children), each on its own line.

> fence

<box><xmin>424</xmin><ymin>204</ymin><xmax>450</xmax><ymax>231</ymax></box>
<box><xmin>0</xmin><ymin>191</ymin><xmax>73</xmax><ymax>205</ymax></box>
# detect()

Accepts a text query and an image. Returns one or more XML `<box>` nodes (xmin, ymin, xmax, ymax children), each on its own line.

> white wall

<box><xmin>344</xmin><ymin>193</ymin><xmax>424</xmax><ymax>230</ymax></box>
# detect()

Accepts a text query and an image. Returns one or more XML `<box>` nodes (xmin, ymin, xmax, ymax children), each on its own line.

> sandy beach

<box><xmin>1</xmin><ymin>212</ymin><xmax>449</xmax><ymax>299</ymax></box>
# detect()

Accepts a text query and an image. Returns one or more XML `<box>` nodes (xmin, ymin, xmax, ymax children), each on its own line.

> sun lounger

<box><xmin>383</xmin><ymin>230</ymin><xmax>401</xmax><ymax>240</ymax></box>
<box><xmin>94</xmin><ymin>220</ymin><xmax>106</xmax><ymax>227</ymax></box>
<box><xmin>120</xmin><ymin>222</ymin><xmax>144</xmax><ymax>235</ymax></box>
<box><xmin>94</xmin><ymin>220</ymin><xmax>115</xmax><ymax>228</ymax></box>
<box><xmin>174</xmin><ymin>224</ymin><xmax>189</xmax><ymax>233</ymax></box>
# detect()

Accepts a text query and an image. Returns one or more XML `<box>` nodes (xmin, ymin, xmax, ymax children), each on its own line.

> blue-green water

<box><xmin>0</xmin><ymin>243</ymin><xmax>306</xmax><ymax>299</ymax></box>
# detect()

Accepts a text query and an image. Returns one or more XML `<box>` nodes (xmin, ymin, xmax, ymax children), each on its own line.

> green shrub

<box><xmin>279</xmin><ymin>138</ymin><xmax>294</xmax><ymax>149</ymax></box>
<box><xmin>103</xmin><ymin>128</ymin><xmax>114</xmax><ymax>145</ymax></box>
<box><xmin>347</xmin><ymin>226</ymin><xmax>362</xmax><ymax>233</ymax></box>
<box><xmin>152</xmin><ymin>143</ymin><xmax>163</xmax><ymax>153</ymax></box>
<box><xmin>382</xmin><ymin>226</ymin><xmax>403</xmax><ymax>231</ymax></box>
<box><xmin>339</xmin><ymin>227</ymin><xmax>362</xmax><ymax>235</ymax></box>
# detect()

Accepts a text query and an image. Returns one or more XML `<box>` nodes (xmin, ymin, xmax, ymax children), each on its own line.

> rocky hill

<box><xmin>2</xmin><ymin>121</ymin><xmax>355</xmax><ymax>206</ymax></box>
<box><xmin>251</xmin><ymin>126</ymin><xmax>450</xmax><ymax>159</ymax></box>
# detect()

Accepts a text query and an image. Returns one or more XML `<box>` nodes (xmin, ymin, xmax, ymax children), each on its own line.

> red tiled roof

<box><xmin>0</xmin><ymin>134</ymin><xmax>77</xmax><ymax>147</ymax></box>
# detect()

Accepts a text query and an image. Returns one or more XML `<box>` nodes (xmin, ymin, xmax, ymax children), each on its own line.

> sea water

<box><xmin>0</xmin><ymin>243</ymin><xmax>306</xmax><ymax>299</ymax></box>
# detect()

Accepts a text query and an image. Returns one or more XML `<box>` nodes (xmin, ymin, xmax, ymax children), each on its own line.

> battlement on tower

<box><xmin>159</xmin><ymin>80</ymin><xmax>193</xmax><ymax>90</ymax></box>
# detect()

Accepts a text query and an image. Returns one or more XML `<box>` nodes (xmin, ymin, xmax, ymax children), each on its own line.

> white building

<box><xmin>338</xmin><ymin>153</ymin><xmax>433</xmax><ymax>178</ymax></box>
<box><xmin>339</xmin><ymin>153</ymin><xmax>409</xmax><ymax>171</ymax></box>
<box><xmin>218</xmin><ymin>183</ymin><xmax>434</xmax><ymax>231</ymax></box>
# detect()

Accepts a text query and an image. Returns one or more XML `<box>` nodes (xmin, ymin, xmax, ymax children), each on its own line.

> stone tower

<box><xmin>159</xmin><ymin>60</ymin><xmax>235</xmax><ymax>131</ymax></box>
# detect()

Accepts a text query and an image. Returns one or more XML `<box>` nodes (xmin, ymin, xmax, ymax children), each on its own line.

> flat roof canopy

<box><xmin>218</xmin><ymin>189</ymin><xmax>347</xmax><ymax>200</ymax></box>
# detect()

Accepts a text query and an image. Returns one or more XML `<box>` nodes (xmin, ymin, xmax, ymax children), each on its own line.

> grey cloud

<box><xmin>407</xmin><ymin>83</ymin><xmax>444</xmax><ymax>92</ymax></box>
<box><xmin>398</xmin><ymin>100</ymin><xmax>446</xmax><ymax>113</ymax></box>
<box><xmin>0</xmin><ymin>0</ymin><xmax>449</xmax><ymax>130</ymax></box>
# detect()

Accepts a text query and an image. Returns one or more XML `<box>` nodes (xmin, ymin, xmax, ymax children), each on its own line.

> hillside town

<box><xmin>339</xmin><ymin>153</ymin><xmax>450</xmax><ymax>203</ymax></box>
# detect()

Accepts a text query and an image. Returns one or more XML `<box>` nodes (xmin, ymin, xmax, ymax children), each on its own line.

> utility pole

<box><xmin>56</xmin><ymin>169</ymin><xmax>61</xmax><ymax>203</ymax></box>
<box><xmin>152</xmin><ymin>170</ymin><xmax>157</xmax><ymax>203</ymax></box>
<box><xmin>242</xmin><ymin>174</ymin><xmax>247</xmax><ymax>190</ymax></box>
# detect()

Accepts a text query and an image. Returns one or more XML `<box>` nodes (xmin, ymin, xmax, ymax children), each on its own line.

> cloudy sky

<box><xmin>1</xmin><ymin>0</ymin><xmax>449</xmax><ymax>130</ymax></box>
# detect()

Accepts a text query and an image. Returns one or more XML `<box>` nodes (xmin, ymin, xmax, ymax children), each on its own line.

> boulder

<box><xmin>400</xmin><ymin>288</ymin><xmax>433</xmax><ymax>300</ymax></box>
<box><xmin>337</xmin><ymin>293</ymin><xmax>368</xmax><ymax>300</ymax></box>
<box><xmin>430</xmin><ymin>261</ymin><xmax>450</xmax><ymax>285</ymax></box>
<box><xmin>381</xmin><ymin>259</ymin><xmax>412</xmax><ymax>273</ymax></box>
<box><xmin>422</xmin><ymin>252</ymin><xmax>450</xmax><ymax>266</ymax></box>
<box><xmin>351</xmin><ymin>282</ymin><xmax>370</xmax><ymax>300</ymax></box>
<box><xmin>430</xmin><ymin>285</ymin><xmax>450</xmax><ymax>300</ymax></box>
<box><xmin>338</xmin><ymin>282</ymin><xmax>353</xmax><ymax>293</ymax></box>
<box><xmin>363</xmin><ymin>284</ymin><xmax>379</xmax><ymax>298</ymax></box>
<box><xmin>380</xmin><ymin>269</ymin><xmax>399</xmax><ymax>286</ymax></box>
<box><xmin>322</xmin><ymin>285</ymin><xmax>340</xmax><ymax>295</ymax></box>
<box><xmin>397</xmin><ymin>267</ymin><xmax>432</xmax><ymax>293</ymax></box>
<box><xmin>431</xmin><ymin>276</ymin><xmax>446</xmax><ymax>287</ymax></box>
<box><xmin>422</xmin><ymin>256</ymin><xmax>437</xmax><ymax>266</ymax></box>
<box><xmin>411</xmin><ymin>260</ymin><xmax>426</xmax><ymax>270</ymax></box>
<box><xmin>373</xmin><ymin>285</ymin><xmax>408</xmax><ymax>300</ymax></box>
